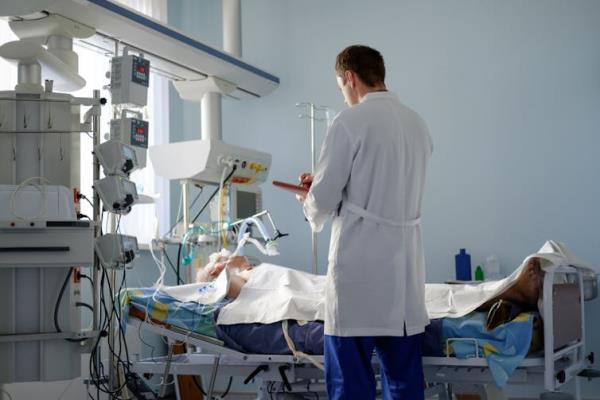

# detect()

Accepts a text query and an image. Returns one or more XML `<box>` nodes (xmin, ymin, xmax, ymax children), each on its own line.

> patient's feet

<box><xmin>513</xmin><ymin>257</ymin><xmax>542</xmax><ymax>307</ymax></box>
<box><xmin>479</xmin><ymin>257</ymin><xmax>542</xmax><ymax>311</ymax></box>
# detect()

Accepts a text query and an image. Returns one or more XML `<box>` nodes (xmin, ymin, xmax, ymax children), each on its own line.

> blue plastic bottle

<box><xmin>455</xmin><ymin>248</ymin><xmax>472</xmax><ymax>281</ymax></box>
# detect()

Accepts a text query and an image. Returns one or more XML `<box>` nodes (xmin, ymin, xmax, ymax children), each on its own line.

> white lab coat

<box><xmin>303</xmin><ymin>91</ymin><xmax>433</xmax><ymax>337</ymax></box>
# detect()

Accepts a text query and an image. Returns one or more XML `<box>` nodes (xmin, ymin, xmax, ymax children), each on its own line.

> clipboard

<box><xmin>272</xmin><ymin>180</ymin><xmax>309</xmax><ymax>195</ymax></box>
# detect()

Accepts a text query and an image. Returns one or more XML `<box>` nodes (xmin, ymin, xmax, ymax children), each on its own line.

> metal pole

<box><xmin>206</xmin><ymin>355</ymin><xmax>221</xmax><ymax>400</ymax></box>
<box><xmin>310</xmin><ymin>104</ymin><xmax>318</xmax><ymax>275</ymax></box>
<box><xmin>310</xmin><ymin>104</ymin><xmax>316</xmax><ymax>171</ymax></box>
<box><xmin>91</xmin><ymin>89</ymin><xmax>102</xmax><ymax>400</ymax></box>
<box><xmin>92</xmin><ymin>89</ymin><xmax>101</xmax><ymax>332</ymax></box>
<box><xmin>108</xmin><ymin>269</ymin><xmax>117</xmax><ymax>391</ymax></box>
<box><xmin>182</xmin><ymin>180</ymin><xmax>190</xmax><ymax>233</ymax></box>
<box><xmin>181</xmin><ymin>180</ymin><xmax>191</xmax><ymax>283</ymax></box>
<box><xmin>108</xmin><ymin>214</ymin><xmax>118</xmax><ymax>392</ymax></box>
<box><xmin>223</xmin><ymin>0</ymin><xmax>242</xmax><ymax>57</ymax></box>
<box><xmin>200</xmin><ymin>92</ymin><xmax>222</xmax><ymax>141</ymax></box>
<box><xmin>297</xmin><ymin>102</ymin><xmax>327</xmax><ymax>275</ymax></box>
<box><xmin>107</xmin><ymin>40</ymin><xmax>120</xmax><ymax>394</ymax></box>
<box><xmin>159</xmin><ymin>343</ymin><xmax>175</xmax><ymax>398</ymax></box>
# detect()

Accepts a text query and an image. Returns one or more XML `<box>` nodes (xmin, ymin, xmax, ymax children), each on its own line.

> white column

<box><xmin>223</xmin><ymin>0</ymin><xmax>242</xmax><ymax>57</ymax></box>
<box><xmin>201</xmin><ymin>91</ymin><xmax>222</xmax><ymax>141</ymax></box>
<box><xmin>199</xmin><ymin>0</ymin><xmax>242</xmax><ymax>141</ymax></box>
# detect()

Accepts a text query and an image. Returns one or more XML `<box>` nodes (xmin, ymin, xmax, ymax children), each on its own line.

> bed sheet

<box><xmin>440</xmin><ymin>312</ymin><xmax>536</xmax><ymax>387</ymax></box>
<box><xmin>121</xmin><ymin>287</ymin><xmax>221</xmax><ymax>338</ymax></box>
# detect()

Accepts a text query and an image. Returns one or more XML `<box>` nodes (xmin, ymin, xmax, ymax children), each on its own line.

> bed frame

<box><xmin>128</xmin><ymin>265</ymin><xmax>598</xmax><ymax>399</ymax></box>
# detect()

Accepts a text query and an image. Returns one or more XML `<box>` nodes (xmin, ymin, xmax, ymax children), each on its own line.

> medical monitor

<box><xmin>231</xmin><ymin>185</ymin><xmax>262</xmax><ymax>221</ymax></box>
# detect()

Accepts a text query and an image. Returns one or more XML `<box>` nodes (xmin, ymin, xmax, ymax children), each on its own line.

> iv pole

<box><xmin>296</xmin><ymin>102</ymin><xmax>328</xmax><ymax>275</ymax></box>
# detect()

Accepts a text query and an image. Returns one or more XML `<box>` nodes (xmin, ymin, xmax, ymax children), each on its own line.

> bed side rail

<box><xmin>542</xmin><ymin>265</ymin><xmax>588</xmax><ymax>391</ymax></box>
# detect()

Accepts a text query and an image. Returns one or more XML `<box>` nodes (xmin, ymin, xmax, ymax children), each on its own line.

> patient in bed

<box><xmin>196</xmin><ymin>253</ymin><xmax>543</xmax><ymax>312</ymax></box>
<box><xmin>192</xmin><ymin>254</ymin><xmax>544</xmax><ymax>360</ymax></box>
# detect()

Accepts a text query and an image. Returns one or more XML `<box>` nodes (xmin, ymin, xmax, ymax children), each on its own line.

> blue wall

<box><xmin>166</xmin><ymin>0</ymin><xmax>600</xmax><ymax>396</ymax></box>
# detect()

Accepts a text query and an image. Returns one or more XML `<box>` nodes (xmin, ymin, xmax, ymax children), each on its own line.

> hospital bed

<box><xmin>126</xmin><ymin>265</ymin><xmax>598</xmax><ymax>400</ymax></box>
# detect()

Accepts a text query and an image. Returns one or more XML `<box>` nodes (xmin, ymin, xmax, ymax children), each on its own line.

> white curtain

<box><xmin>116</xmin><ymin>0</ymin><xmax>168</xmax><ymax>22</ymax></box>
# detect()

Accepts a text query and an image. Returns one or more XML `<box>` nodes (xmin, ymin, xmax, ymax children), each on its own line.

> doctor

<box><xmin>298</xmin><ymin>45</ymin><xmax>433</xmax><ymax>399</ymax></box>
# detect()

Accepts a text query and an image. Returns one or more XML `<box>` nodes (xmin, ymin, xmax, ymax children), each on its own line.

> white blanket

<box><xmin>217</xmin><ymin>241</ymin><xmax>594</xmax><ymax>325</ymax></box>
<box><xmin>217</xmin><ymin>263</ymin><xmax>326</xmax><ymax>325</ymax></box>
<box><xmin>427</xmin><ymin>240</ymin><xmax>594</xmax><ymax>319</ymax></box>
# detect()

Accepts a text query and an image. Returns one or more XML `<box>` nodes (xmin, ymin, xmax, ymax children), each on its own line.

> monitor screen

<box><xmin>236</xmin><ymin>190</ymin><xmax>257</xmax><ymax>220</ymax></box>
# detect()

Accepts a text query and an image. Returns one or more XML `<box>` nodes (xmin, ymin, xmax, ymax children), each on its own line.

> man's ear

<box><xmin>345</xmin><ymin>70</ymin><xmax>355</xmax><ymax>88</ymax></box>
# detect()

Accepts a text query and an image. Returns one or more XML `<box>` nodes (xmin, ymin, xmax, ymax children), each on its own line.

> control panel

<box><xmin>150</xmin><ymin>140</ymin><xmax>272</xmax><ymax>186</ymax></box>
<box><xmin>110</xmin><ymin>110</ymin><xmax>149</xmax><ymax>168</ymax></box>
<box><xmin>95</xmin><ymin>233</ymin><xmax>139</xmax><ymax>269</ymax></box>
<box><xmin>110</xmin><ymin>53</ymin><xmax>150</xmax><ymax>107</ymax></box>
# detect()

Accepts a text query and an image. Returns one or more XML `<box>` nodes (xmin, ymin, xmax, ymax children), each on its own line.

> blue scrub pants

<box><xmin>324</xmin><ymin>334</ymin><xmax>424</xmax><ymax>400</ymax></box>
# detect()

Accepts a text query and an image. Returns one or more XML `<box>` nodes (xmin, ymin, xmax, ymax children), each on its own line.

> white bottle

<box><xmin>485</xmin><ymin>254</ymin><xmax>500</xmax><ymax>280</ymax></box>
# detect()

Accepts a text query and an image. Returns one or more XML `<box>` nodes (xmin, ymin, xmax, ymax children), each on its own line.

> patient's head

<box><xmin>196</xmin><ymin>254</ymin><xmax>253</xmax><ymax>282</ymax></box>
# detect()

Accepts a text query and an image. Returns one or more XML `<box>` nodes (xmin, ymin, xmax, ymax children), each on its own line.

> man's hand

<box><xmin>296</xmin><ymin>172</ymin><xmax>313</xmax><ymax>203</ymax></box>
<box><xmin>299</xmin><ymin>172</ymin><xmax>313</xmax><ymax>187</ymax></box>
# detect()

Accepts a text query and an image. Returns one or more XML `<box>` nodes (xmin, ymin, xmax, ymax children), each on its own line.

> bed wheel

<box><xmin>539</xmin><ymin>392</ymin><xmax>575</xmax><ymax>400</ymax></box>
<box><xmin>578</xmin><ymin>368</ymin><xmax>600</xmax><ymax>381</ymax></box>
<box><xmin>556</xmin><ymin>371</ymin><xmax>566</xmax><ymax>384</ymax></box>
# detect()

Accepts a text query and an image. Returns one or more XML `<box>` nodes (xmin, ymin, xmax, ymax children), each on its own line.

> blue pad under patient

<box><xmin>214</xmin><ymin>307</ymin><xmax>325</xmax><ymax>355</ymax></box>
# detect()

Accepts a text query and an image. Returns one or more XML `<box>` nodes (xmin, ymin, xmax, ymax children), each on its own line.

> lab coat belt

<box><xmin>343</xmin><ymin>202</ymin><xmax>421</xmax><ymax>227</ymax></box>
